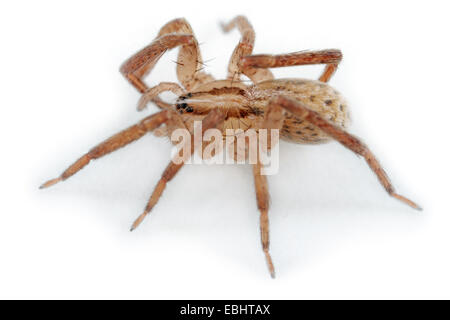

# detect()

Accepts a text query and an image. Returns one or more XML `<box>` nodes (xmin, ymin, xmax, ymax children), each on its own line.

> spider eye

<box><xmin>176</xmin><ymin>103</ymin><xmax>188</xmax><ymax>109</ymax></box>
<box><xmin>179</xmin><ymin>93</ymin><xmax>192</xmax><ymax>100</ymax></box>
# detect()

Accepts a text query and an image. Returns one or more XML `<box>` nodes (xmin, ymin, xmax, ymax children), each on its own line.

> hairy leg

<box><xmin>137</xmin><ymin>82</ymin><xmax>185</xmax><ymax>111</ymax></box>
<box><xmin>120</xmin><ymin>33</ymin><xmax>194</xmax><ymax>93</ymax></box>
<box><xmin>40</xmin><ymin>110</ymin><xmax>170</xmax><ymax>189</ymax></box>
<box><xmin>268</xmin><ymin>95</ymin><xmax>421</xmax><ymax>210</ymax></box>
<box><xmin>221</xmin><ymin>15</ymin><xmax>274</xmax><ymax>83</ymax></box>
<box><xmin>241</xmin><ymin>49</ymin><xmax>343</xmax><ymax>83</ymax></box>
<box><xmin>260</xmin><ymin>102</ymin><xmax>286</xmax><ymax>151</ymax></box>
<box><xmin>130</xmin><ymin>108</ymin><xmax>226</xmax><ymax>231</ymax></box>
<box><xmin>120</xmin><ymin>18</ymin><xmax>213</xmax><ymax>94</ymax></box>
<box><xmin>157</xmin><ymin>18</ymin><xmax>214</xmax><ymax>90</ymax></box>
<box><xmin>253</xmin><ymin>160</ymin><xmax>275</xmax><ymax>278</ymax></box>
<box><xmin>248</xmin><ymin>101</ymin><xmax>286</xmax><ymax>278</ymax></box>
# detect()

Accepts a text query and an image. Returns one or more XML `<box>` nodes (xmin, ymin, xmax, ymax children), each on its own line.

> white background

<box><xmin>1</xmin><ymin>0</ymin><xmax>449</xmax><ymax>299</ymax></box>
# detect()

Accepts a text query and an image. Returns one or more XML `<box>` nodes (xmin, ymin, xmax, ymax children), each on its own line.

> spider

<box><xmin>41</xmin><ymin>16</ymin><xmax>421</xmax><ymax>278</ymax></box>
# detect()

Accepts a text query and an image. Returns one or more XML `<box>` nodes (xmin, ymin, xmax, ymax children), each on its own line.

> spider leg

<box><xmin>253</xmin><ymin>160</ymin><xmax>275</xmax><ymax>278</ymax></box>
<box><xmin>249</xmin><ymin>103</ymin><xmax>285</xmax><ymax>278</ymax></box>
<box><xmin>268</xmin><ymin>95</ymin><xmax>421</xmax><ymax>210</ymax></box>
<box><xmin>120</xmin><ymin>33</ymin><xmax>194</xmax><ymax>93</ymax></box>
<box><xmin>221</xmin><ymin>16</ymin><xmax>274</xmax><ymax>83</ymax></box>
<box><xmin>130</xmin><ymin>108</ymin><xmax>226</xmax><ymax>231</ymax></box>
<box><xmin>137</xmin><ymin>82</ymin><xmax>185</xmax><ymax>111</ymax></box>
<box><xmin>241</xmin><ymin>49</ymin><xmax>343</xmax><ymax>83</ymax></box>
<box><xmin>40</xmin><ymin>110</ymin><xmax>170</xmax><ymax>189</ymax></box>
<box><xmin>158</xmin><ymin>18</ymin><xmax>215</xmax><ymax>90</ymax></box>
<box><xmin>120</xmin><ymin>18</ymin><xmax>213</xmax><ymax>93</ymax></box>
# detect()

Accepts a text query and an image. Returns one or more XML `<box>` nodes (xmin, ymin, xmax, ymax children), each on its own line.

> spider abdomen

<box><xmin>251</xmin><ymin>78</ymin><xmax>350</xmax><ymax>144</ymax></box>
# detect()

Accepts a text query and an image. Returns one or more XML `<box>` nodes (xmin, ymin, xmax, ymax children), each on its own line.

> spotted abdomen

<box><xmin>252</xmin><ymin>78</ymin><xmax>350</xmax><ymax>144</ymax></box>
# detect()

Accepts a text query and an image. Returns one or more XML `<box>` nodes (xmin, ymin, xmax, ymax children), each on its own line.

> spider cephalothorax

<box><xmin>41</xmin><ymin>16</ymin><xmax>420</xmax><ymax>278</ymax></box>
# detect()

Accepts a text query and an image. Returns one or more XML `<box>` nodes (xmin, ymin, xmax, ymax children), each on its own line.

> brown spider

<box><xmin>40</xmin><ymin>16</ymin><xmax>421</xmax><ymax>278</ymax></box>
